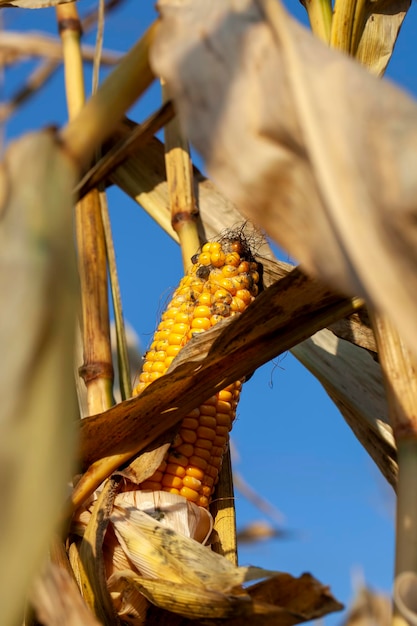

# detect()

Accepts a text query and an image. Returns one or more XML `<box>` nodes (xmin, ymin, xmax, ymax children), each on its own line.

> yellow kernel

<box><xmin>208</xmin><ymin>268</ymin><xmax>223</xmax><ymax>282</ymax></box>
<box><xmin>167</xmin><ymin>344</ymin><xmax>181</xmax><ymax>357</ymax></box>
<box><xmin>216</xmin><ymin>412</ymin><xmax>233</xmax><ymax>427</ymax></box>
<box><xmin>210</xmin><ymin>242</ymin><xmax>222</xmax><ymax>252</ymax></box>
<box><xmin>222</xmin><ymin>264</ymin><xmax>238</xmax><ymax>278</ymax></box>
<box><xmin>187</xmin><ymin>408</ymin><xmax>201</xmax><ymax>419</ymax></box>
<box><xmin>198</xmin><ymin>292</ymin><xmax>212</xmax><ymax>306</ymax></box>
<box><xmin>188</xmin><ymin>456</ymin><xmax>208</xmax><ymax>471</ymax></box>
<box><xmin>183</xmin><ymin>475</ymin><xmax>202</xmax><ymax>490</ymax></box>
<box><xmin>211</xmin><ymin>446</ymin><xmax>224</xmax><ymax>457</ymax></box>
<box><xmin>194</xmin><ymin>439</ymin><xmax>212</xmax><ymax>451</ymax></box>
<box><xmin>151</xmin><ymin>361</ymin><xmax>166</xmax><ymax>374</ymax></box>
<box><xmin>205</xmin><ymin>395</ymin><xmax>218</xmax><ymax>405</ymax></box>
<box><xmin>165</xmin><ymin>463</ymin><xmax>186</xmax><ymax>478</ymax></box>
<box><xmin>174</xmin><ymin>311</ymin><xmax>191</xmax><ymax>324</ymax></box>
<box><xmin>197</xmin><ymin>426</ymin><xmax>217</xmax><ymax>440</ymax></box>
<box><xmin>213</xmin><ymin>435</ymin><xmax>226</xmax><ymax>447</ymax></box>
<box><xmin>212</xmin><ymin>288</ymin><xmax>232</xmax><ymax>304</ymax></box>
<box><xmin>194</xmin><ymin>305</ymin><xmax>211</xmax><ymax>318</ymax></box>
<box><xmin>176</xmin><ymin>443</ymin><xmax>194</xmax><ymax>457</ymax></box>
<box><xmin>218</xmin><ymin>389</ymin><xmax>233</xmax><ymax>402</ymax></box>
<box><xmin>181</xmin><ymin>417</ymin><xmax>199</xmax><ymax>430</ymax></box>
<box><xmin>185</xmin><ymin>466</ymin><xmax>205</xmax><ymax>481</ymax></box>
<box><xmin>231</xmin><ymin>297</ymin><xmax>247</xmax><ymax>313</ymax></box>
<box><xmin>206</xmin><ymin>466</ymin><xmax>218</xmax><ymax>479</ymax></box>
<box><xmin>211</xmin><ymin>251</ymin><xmax>226</xmax><ymax>268</ymax></box>
<box><xmin>199</xmin><ymin>252</ymin><xmax>212</xmax><ymax>266</ymax></box>
<box><xmin>202</xmin><ymin>476</ymin><xmax>214</xmax><ymax>488</ymax></box>
<box><xmin>211</xmin><ymin>456</ymin><xmax>223</xmax><ymax>469</ymax></box>
<box><xmin>168</xmin><ymin>333</ymin><xmax>186</xmax><ymax>346</ymax></box>
<box><xmin>165</xmin><ymin>355</ymin><xmax>176</xmax><ymax>368</ymax></box>
<box><xmin>139</xmin><ymin>372</ymin><xmax>150</xmax><ymax>383</ymax></box>
<box><xmin>237</xmin><ymin>261</ymin><xmax>251</xmax><ymax>273</ymax></box>
<box><xmin>133</xmin><ymin>382</ymin><xmax>146</xmax><ymax>395</ymax></box>
<box><xmin>162</xmin><ymin>474</ymin><xmax>183</xmax><ymax>489</ymax></box>
<box><xmin>158</xmin><ymin>319</ymin><xmax>175</xmax><ymax>330</ymax></box>
<box><xmin>142</xmin><ymin>361</ymin><xmax>153</xmax><ymax>373</ymax></box>
<box><xmin>235</xmin><ymin>289</ymin><xmax>252</xmax><ymax>304</ymax></box>
<box><xmin>167</xmin><ymin>452</ymin><xmax>188</xmax><ymax>467</ymax></box>
<box><xmin>193</xmin><ymin>446</ymin><xmax>212</xmax><ymax>461</ymax></box>
<box><xmin>154</xmin><ymin>329</ymin><xmax>170</xmax><ymax>341</ymax></box>
<box><xmin>216</xmin><ymin>425</ymin><xmax>230</xmax><ymax>437</ymax></box>
<box><xmin>217</xmin><ymin>400</ymin><xmax>232</xmax><ymax>412</ymax></box>
<box><xmin>166</xmin><ymin>487</ymin><xmax>180</xmax><ymax>495</ymax></box>
<box><xmin>218</xmin><ymin>277</ymin><xmax>236</xmax><ymax>294</ymax></box>
<box><xmin>148</xmin><ymin>371</ymin><xmax>162</xmax><ymax>382</ymax></box>
<box><xmin>199</xmin><ymin>415</ymin><xmax>217</xmax><ymax>429</ymax></box>
<box><xmin>202</xmin><ymin>242</ymin><xmax>212</xmax><ymax>253</ymax></box>
<box><xmin>191</xmin><ymin>317</ymin><xmax>211</xmax><ymax>330</ymax></box>
<box><xmin>224</xmin><ymin>252</ymin><xmax>241</xmax><ymax>266</ymax></box>
<box><xmin>210</xmin><ymin>314</ymin><xmax>225</xmax><ymax>325</ymax></box>
<box><xmin>180</xmin><ymin>428</ymin><xmax>197</xmax><ymax>444</ymax></box>
<box><xmin>251</xmin><ymin>284</ymin><xmax>259</xmax><ymax>297</ymax></box>
<box><xmin>171</xmin><ymin>323</ymin><xmax>189</xmax><ymax>335</ymax></box>
<box><xmin>198</xmin><ymin>495</ymin><xmax>210</xmax><ymax>508</ymax></box>
<box><xmin>251</xmin><ymin>270</ymin><xmax>260</xmax><ymax>284</ymax></box>
<box><xmin>200</xmin><ymin>404</ymin><xmax>217</xmax><ymax>417</ymax></box>
<box><xmin>180</xmin><ymin>486</ymin><xmax>200</xmax><ymax>502</ymax></box>
<box><xmin>162</xmin><ymin>308</ymin><xmax>177</xmax><ymax>320</ymax></box>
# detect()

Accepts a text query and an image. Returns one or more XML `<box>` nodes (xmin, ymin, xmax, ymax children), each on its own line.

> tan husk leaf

<box><xmin>0</xmin><ymin>130</ymin><xmax>78</xmax><ymax>625</ymax></box>
<box><xmin>151</xmin><ymin>0</ymin><xmax>417</xmax><ymax>354</ymax></box>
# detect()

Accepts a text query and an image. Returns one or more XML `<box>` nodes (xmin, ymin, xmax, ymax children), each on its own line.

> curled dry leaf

<box><xmin>151</xmin><ymin>0</ymin><xmax>417</xmax><ymax>354</ymax></box>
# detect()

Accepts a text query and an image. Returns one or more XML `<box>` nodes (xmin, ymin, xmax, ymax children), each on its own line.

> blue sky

<box><xmin>3</xmin><ymin>0</ymin><xmax>416</xmax><ymax>622</ymax></box>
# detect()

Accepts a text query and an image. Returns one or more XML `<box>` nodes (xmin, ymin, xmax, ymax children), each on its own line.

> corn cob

<box><xmin>133</xmin><ymin>235</ymin><xmax>262</xmax><ymax>508</ymax></box>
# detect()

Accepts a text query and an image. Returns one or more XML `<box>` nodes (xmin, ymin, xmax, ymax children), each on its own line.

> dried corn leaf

<box><xmin>0</xmin><ymin>131</ymin><xmax>78</xmax><ymax>625</ymax></box>
<box><xmin>151</xmin><ymin>0</ymin><xmax>417</xmax><ymax>354</ymax></box>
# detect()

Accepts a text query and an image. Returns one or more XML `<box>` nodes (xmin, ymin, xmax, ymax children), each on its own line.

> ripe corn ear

<box><xmin>133</xmin><ymin>235</ymin><xmax>262</xmax><ymax>507</ymax></box>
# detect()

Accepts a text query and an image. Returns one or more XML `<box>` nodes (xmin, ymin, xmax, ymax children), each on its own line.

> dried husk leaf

<box><xmin>151</xmin><ymin>0</ymin><xmax>417</xmax><ymax>354</ymax></box>
<box><xmin>110</xmin><ymin>504</ymin><xmax>278</xmax><ymax>591</ymax></box>
<box><xmin>113</xmin><ymin>491</ymin><xmax>213</xmax><ymax>544</ymax></box>
<box><xmin>0</xmin><ymin>130</ymin><xmax>78</xmax><ymax>626</ymax></box>
<box><xmin>116</xmin><ymin>574</ymin><xmax>252</xmax><ymax>619</ymax></box>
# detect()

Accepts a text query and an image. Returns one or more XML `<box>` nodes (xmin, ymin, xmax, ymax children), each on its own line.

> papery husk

<box><xmin>113</xmin><ymin>491</ymin><xmax>213</xmax><ymax>544</ymax></box>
